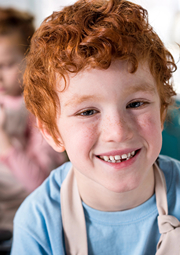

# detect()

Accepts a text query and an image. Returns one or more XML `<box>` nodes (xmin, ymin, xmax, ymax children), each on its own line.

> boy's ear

<box><xmin>36</xmin><ymin>118</ymin><xmax>65</xmax><ymax>153</ymax></box>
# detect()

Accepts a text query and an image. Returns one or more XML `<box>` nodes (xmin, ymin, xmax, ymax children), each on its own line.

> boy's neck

<box><xmin>74</xmin><ymin>167</ymin><xmax>154</xmax><ymax>212</ymax></box>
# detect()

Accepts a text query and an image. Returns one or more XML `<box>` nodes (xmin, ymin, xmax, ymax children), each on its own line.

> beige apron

<box><xmin>60</xmin><ymin>163</ymin><xmax>180</xmax><ymax>255</ymax></box>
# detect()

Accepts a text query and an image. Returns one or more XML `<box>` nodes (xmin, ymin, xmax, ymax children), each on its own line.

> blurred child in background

<box><xmin>0</xmin><ymin>7</ymin><xmax>68</xmax><ymax>232</ymax></box>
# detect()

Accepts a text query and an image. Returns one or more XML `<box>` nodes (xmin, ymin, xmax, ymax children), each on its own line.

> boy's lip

<box><xmin>96</xmin><ymin>149</ymin><xmax>141</xmax><ymax>168</ymax></box>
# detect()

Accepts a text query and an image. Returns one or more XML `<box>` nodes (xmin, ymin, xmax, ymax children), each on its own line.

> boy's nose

<box><xmin>101</xmin><ymin>113</ymin><xmax>134</xmax><ymax>143</ymax></box>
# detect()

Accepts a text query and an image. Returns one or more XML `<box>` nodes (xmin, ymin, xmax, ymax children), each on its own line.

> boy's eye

<box><xmin>78</xmin><ymin>109</ymin><xmax>98</xmax><ymax>116</ymax></box>
<box><xmin>127</xmin><ymin>101</ymin><xmax>145</xmax><ymax>109</ymax></box>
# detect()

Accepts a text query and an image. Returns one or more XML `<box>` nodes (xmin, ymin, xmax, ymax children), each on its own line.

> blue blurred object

<box><xmin>160</xmin><ymin>95</ymin><xmax>180</xmax><ymax>161</ymax></box>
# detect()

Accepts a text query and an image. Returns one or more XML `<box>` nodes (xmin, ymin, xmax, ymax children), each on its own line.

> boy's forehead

<box><xmin>56</xmin><ymin>60</ymin><xmax>157</xmax><ymax>104</ymax></box>
<box><xmin>59</xmin><ymin>59</ymin><xmax>153</xmax><ymax>82</ymax></box>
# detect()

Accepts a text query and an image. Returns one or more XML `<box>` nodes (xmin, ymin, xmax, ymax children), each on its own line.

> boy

<box><xmin>11</xmin><ymin>0</ymin><xmax>180</xmax><ymax>254</ymax></box>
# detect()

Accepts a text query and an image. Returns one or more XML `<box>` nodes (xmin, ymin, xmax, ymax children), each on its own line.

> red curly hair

<box><xmin>24</xmin><ymin>0</ymin><xmax>177</xmax><ymax>145</ymax></box>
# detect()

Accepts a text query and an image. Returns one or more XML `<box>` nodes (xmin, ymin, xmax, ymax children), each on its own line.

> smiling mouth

<box><xmin>97</xmin><ymin>150</ymin><xmax>139</xmax><ymax>163</ymax></box>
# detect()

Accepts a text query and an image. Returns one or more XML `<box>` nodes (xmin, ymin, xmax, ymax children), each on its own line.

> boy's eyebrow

<box><xmin>123</xmin><ymin>82</ymin><xmax>156</xmax><ymax>95</ymax></box>
<box><xmin>64</xmin><ymin>95</ymin><xmax>102</xmax><ymax>107</ymax></box>
<box><xmin>64</xmin><ymin>82</ymin><xmax>156</xmax><ymax>107</ymax></box>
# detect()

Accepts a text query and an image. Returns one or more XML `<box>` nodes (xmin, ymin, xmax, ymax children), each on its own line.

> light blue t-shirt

<box><xmin>11</xmin><ymin>155</ymin><xmax>180</xmax><ymax>255</ymax></box>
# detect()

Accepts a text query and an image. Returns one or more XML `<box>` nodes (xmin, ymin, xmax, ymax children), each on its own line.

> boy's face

<box><xmin>51</xmin><ymin>60</ymin><xmax>162</xmax><ymax>193</ymax></box>
<box><xmin>0</xmin><ymin>35</ymin><xmax>24</xmax><ymax>97</ymax></box>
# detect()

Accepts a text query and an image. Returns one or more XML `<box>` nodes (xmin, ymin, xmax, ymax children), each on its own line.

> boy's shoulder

<box><xmin>158</xmin><ymin>154</ymin><xmax>180</xmax><ymax>191</ymax></box>
<box><xmin>158</xmin><ymin>155</ymin><xmax>180</xmax><ymax>219</ymax></box>
<box><xmin>15</xmin><ymin>161</ymin><xmax>72</xmax><ymax>220</ymax></box>
<box><xmin>12</xmin><ymin>161</ymin><xmax>72</xmax><ymax>253</ymax></box>
<box><xmin>158</xmin><ymin>154</ymin><xmax>180</xmax><ymax>173</ymax></box>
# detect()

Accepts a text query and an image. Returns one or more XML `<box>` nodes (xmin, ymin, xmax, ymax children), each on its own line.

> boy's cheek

<box><xmin>137</xmin><ymin>112</ymin><xmax>162</xmax><ymax>136</ymax></box>
<box><xmin>61</xmin><ymin>122</ymin><xmax>99</xmax><ymax>148</ymax></box>
<box><xmin>136</xmin><ymin>113</ymin><xmax>162</xmax><ymax>158</ymax></box>
<box><xmin>82</xmin><ymin>124</ymin><xmax>98</xmax><ymax>141</ymax></box>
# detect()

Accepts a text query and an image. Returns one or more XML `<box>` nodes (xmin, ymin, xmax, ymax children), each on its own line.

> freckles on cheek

<box><xmin>74</xmin><ymin>122</ymin><xmax>98</xmax><ymax>144</ymax></box>
<box><xmin>138</xmin><ymin>112</ymin><xmax>162</xmax><ymax>133</ymax></box>
<box><xmin>82</xmin><ymin>123</ymin><xmax>98</xmax><ymax>141</ymax></box>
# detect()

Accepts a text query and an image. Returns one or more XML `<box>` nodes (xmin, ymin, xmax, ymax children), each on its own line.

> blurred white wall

<box><xmin>0</xmin><ymin>0</ymin><xmax>180</xmax><ymax>92</ymax></box>
<box><xmin>133</xmin><ymin>0</ymin><xmax>180</xmax><ymax>93</ymax></box>
<box><xmin>0</xmin><ymin>0</ymin><xmax>76</xmax><ymax>27</ymax></box>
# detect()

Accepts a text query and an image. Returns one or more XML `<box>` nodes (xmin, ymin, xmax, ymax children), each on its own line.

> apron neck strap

<box><xmin>61</xmin><ymin>167</ymin><xmax>88</xmax><ymax>255</ymax></box>
<box><xmin>154</xmin><ymin>162</ymin><xmax>168</xmax><ymax>216</ymax></box>
<box><xmin>61</xmin><ymin>163</ymin><xmax>180</xmax><ymax>255</ymax></box>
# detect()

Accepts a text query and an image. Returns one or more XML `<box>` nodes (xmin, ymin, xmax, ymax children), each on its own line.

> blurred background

<box><xmin>0</xmin><ymin>0</ymin><xmax>180</xmax><ymax>162</ymax></box>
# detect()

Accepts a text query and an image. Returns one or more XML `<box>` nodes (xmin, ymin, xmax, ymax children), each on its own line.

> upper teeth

<box><xmin>100</xmin><ymin>150</ymin><xmax>135</xmax><ymax>163</ymax></box>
